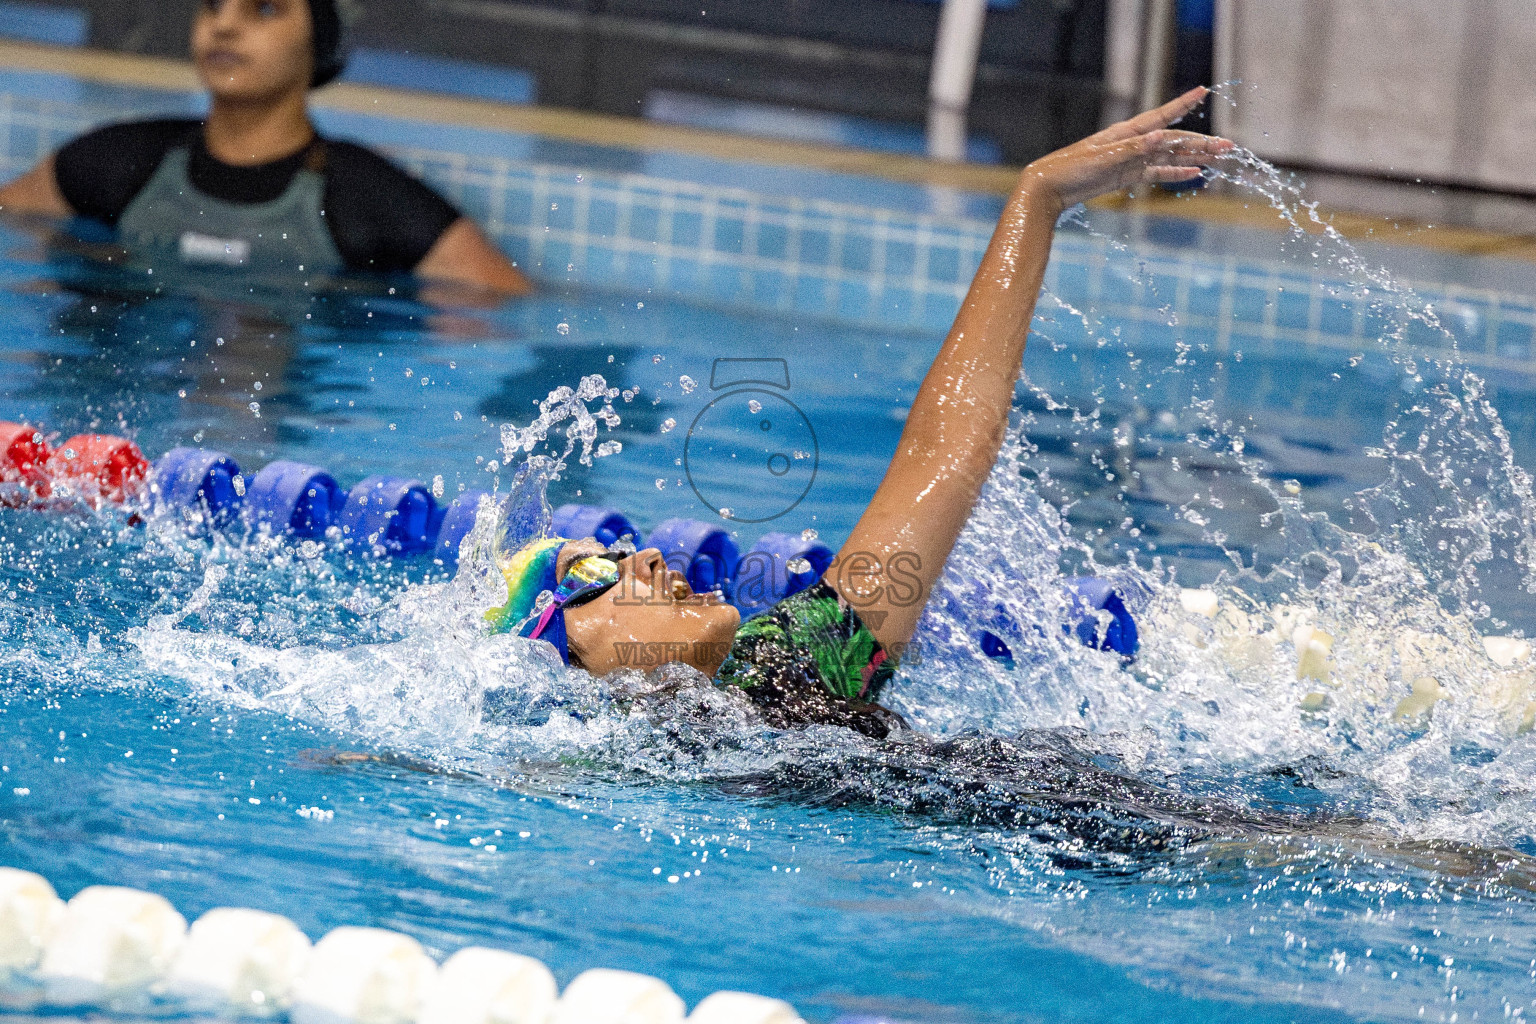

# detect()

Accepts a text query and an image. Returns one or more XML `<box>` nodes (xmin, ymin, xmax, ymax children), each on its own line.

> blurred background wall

<box><xmin>2</xmin><ymin>0</ymin><xmax>1533</xmax><ymax>221</ymax></box>
<box><xmin>1212</xmin><ymin>0</ymin><xmax>1536</xmax><ymax>195</ymax></box>
<box><xmin>59</xmin><ymin>0</ymin><xmax>1111</xmax><ymax>165</ymax></box>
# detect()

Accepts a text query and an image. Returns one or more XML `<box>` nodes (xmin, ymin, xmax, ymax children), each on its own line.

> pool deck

<box><xmin>2</xmin><ymin>38</ymin><xmax>1535</xmax><ymax>263</ymax></box>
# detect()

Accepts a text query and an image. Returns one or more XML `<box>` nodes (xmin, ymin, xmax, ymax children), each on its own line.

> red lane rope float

<box><xmin>45</xmin><ymin>434</ymin><xmax>150</xmax><ymax>506</ymax></box>
<box><xmin>0</xmin><ymin>421</ymin><xmax>53</xmax><ymax>506</ymax></box>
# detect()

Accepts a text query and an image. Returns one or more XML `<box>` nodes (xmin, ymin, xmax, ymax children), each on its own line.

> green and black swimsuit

<box><xmin>717</xmin><ymin>581</ymin><xmax>906</xmax><ymax>738</ymax></box>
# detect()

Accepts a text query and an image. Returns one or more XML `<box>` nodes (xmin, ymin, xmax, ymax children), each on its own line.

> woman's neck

<box><xmin>202</xmin><ymin>92</ymin><xmax>315</xmax><ymax>167</ymax></box>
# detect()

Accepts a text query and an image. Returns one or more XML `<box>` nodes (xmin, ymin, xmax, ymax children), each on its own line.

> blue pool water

<box><xmin>7</xmin><ymin>86</ymin><xmax>1536</xmax><ymax>1022</ymax></box>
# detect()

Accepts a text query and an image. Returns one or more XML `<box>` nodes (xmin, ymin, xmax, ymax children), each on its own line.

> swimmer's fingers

<box><xmin>1097</xmin><ymin>86</ymin><xmax>1210</xmax><ymax>143</ymax></box>
<box><xmin>1027</xmin><ymin>129</ymin><xmax>1231</xmax><ymax>208</ymax></box>
<box><xmin>1140</xmin><ymin>129</ymin><xmax>1234</xmax><ymax>163</ymax></box>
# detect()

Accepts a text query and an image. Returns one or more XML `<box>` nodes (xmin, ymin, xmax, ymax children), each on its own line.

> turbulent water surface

<box><xmin>3</xmin><ymin>154</ymin><xmax>1536</xmax><ymax>1023</ymax></box>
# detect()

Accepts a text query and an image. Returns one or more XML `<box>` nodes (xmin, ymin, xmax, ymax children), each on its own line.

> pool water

<box><xmin>5</xmin><ymin>167</ymin><xmax>1536</xmax><ymax>1024</ymax></box>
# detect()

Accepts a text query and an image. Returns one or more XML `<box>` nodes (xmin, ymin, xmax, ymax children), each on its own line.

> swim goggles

<box><xmin>522</xmin><ymin>551</ymin><xmax>625</xmax><ymax>650</ymax></box>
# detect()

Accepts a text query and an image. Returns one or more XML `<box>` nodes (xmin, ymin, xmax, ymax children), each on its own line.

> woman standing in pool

<box><xmin>0</xmin><ymin>0</ymin><xmax>529</xmax><ymax>294</ymax></box>
<box><xmin>488</xmin><ymin>88</ymin><xmax>1231</xmax><ymax>736</ymax></box>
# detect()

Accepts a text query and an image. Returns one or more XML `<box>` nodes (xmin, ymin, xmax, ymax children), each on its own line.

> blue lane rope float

<box><xmin>130</xmin><ymin>440</ymin><xmax>1138</xmax><ymax>658</ymax></box>
<box><xmin>551</xmin><ymin>504</ymin><xmax>644</xmax><ymax>548</ymax></box>
<box><xmin>338</xmin><ymin>475</ymin><xmax>437</xmax><ymax>555</ymax></box>
<box><xmin>244</xmin><ymin>460</ymin><xmax>347</xmax><ymax>539</ymax></box>
<box><xmin>977</xmin><ymin>575</ymin><xmax>1141</xmax><ymax>666</ymax></box>
<box><xmin>433</xmin><ymin>489</ymin><xmax>491</xmax><ymax>566</ymax></box>
<box><xmin>647</xmin><ymin>517</ymin><xmax>740</xmax><ymax>600</ymax></box>
<box><xmin>150</xmin><ymin>447</ymin><xmax>243</xmax><ymax>526</ymax></box>
<box><xmin>733</xmin><ymin>531</ymin><xmax>835</xmax><ymax>618</ymax></box>
<box><xmin>1063</xmin><ymin>575</ymin><xmax>1139</xmax><ymax>657</ymax></box>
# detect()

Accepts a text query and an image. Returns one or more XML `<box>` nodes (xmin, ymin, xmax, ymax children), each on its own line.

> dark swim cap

<box><xmin>308</xmin><ymin>0</ymin><xmax>346</xmax><ymax>87</ymax></box>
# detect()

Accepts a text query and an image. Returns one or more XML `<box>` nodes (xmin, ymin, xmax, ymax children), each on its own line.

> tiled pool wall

<box><xmin>4</xmin><ymin>89</ymin><xmax>1536</xmax><ymax>372</ymax></box>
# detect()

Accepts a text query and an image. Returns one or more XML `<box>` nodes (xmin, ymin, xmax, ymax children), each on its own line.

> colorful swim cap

<box><xmin>487</xmin><ymin>538</ymin><xmax>627</xmax><ymax>665</ymax></box>
<box><xmin>486</xmin><ymin>536</ymin><xmax>567</xmax><ymax>650</ymax></box>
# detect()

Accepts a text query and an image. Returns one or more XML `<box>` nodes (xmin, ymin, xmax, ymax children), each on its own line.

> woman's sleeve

<box><xmin>54</xmin><ymin>119</ymin><xmax>194</xmax><ymax>224</ymax></box>
<box><xmin>322</xmin><ymin>142</ymin><xmax>463</xmax><ymax>273</ymax></box>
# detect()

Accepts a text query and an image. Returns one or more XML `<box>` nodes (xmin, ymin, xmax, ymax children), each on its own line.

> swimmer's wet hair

<box><xmin>308</xmin><ymin>0</ymin><xmax>359</xmax><ymax>87</ymax></box>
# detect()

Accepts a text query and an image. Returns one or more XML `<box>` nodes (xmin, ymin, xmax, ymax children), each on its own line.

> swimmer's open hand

<box><xmin>1018</xmin><ymin>87</ymin><xmax>1234</xmax><ymax>213</ymax></box>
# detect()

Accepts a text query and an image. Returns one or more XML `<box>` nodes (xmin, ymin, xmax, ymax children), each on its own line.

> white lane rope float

<box><xmin>0</xmin><ymin>868</ymin><xmax>805</xmax><ymax>1023</ymax></box>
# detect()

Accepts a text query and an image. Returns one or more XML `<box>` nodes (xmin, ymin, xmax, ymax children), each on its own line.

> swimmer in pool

<box><xmin>487</xmin><ymin>89</ymin><xmax>1232</xmax><ymax>737</ymax></box>
<box><xmin>0</xmin><ymin>0</ymin><xmax>530</xmax><ymax>295</ymax></box>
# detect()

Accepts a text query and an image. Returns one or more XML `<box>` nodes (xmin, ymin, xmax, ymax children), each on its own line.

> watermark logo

<box><xmin>684</xmin><ymin>358</ymin><xmax>818</xmax><ymax>523</ymax></box>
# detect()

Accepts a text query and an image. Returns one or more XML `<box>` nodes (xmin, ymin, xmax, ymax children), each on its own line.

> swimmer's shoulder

<box><xmin>56</xmin><ymin>118</ymin><xmax>199</xmax><ymax>224</ymax></box>
<box><xmin>318</xmin><ymin>139</ymin><xmax>462</xmax><ymax>272</ymax></box>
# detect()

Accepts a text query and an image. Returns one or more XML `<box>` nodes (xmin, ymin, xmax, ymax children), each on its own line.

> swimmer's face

<box><xmin>193</xmin><ymin>0</ymin><xmax>314</xmax><ymax>104</ymax></box>
<box><xmin>560</xmin><ymin>542</ymin><xmax>741</xmax><ymax>678</ymax></box>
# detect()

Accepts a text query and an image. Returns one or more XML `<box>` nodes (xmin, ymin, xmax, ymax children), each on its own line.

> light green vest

<box><xmin>117</xmin><ymin>143</ymin><xmax>343</xmax><ymax>272</ymax></box>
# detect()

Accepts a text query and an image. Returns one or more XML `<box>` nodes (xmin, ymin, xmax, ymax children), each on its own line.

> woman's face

<box><xmin>192</xmin><ymin>0</ymin><xmax>313</xmax><ymax>103</ymax></box>
<box><xmin>560</xmin><ymin>543</ymin><xmax>742</xmax><ymax>678</ymax></box>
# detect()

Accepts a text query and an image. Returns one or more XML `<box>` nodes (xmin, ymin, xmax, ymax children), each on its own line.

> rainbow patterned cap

<box><xmin>486</xmin><ymin>538</ymin><xmax>626</xmax><ymax>664</ymax></box>
<box><xmin>486</xmin><ymin>536</ymin><xmax>567</xmax><ymax>647</ymax></box>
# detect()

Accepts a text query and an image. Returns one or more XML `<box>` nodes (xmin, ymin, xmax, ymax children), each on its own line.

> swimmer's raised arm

<box><xmin>829</xmin><ymin>87</ymin><xmax>1232</xmax><ymax>651</ymax></box>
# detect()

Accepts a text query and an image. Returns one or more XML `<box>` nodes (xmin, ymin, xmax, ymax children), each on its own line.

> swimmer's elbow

<box><xmin>416</xmin><ymin>217</ymin><xmax>534</xmax><ymax>298</ymax></box>
<box><xmin>0</xmin><ymin>158</ymin><xmax>73</xmax><ymax>220</ymax></box>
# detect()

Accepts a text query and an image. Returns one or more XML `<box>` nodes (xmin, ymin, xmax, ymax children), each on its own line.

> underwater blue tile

<box><xmin>502</xmin><ymin>241</ymin><xmax>533</xmax><ymax>273</ymax></box>
<box><xmin>1184</xmin><ymin>273</ymin><xmax>1223</xmax><ymax>317</ymax></box>
<box><xmin>1318</xmin><ymin>297</ymin><xmax>1356</xmax><ymax>339</ymax></box>
<box><xmin>629</xmin><ymin>205</ymin><xmax>662</xmax><ymax>243</ymax></box>
<box><xmin>922</xmin><ymin>295</ymin><xmax>960</xmax><ymax>334</ymax></box>
<box><xmin>707</xmin><ymin>262</ymin><xmax>744</xmax><ymax>301</ymax></box>
<box><xmin>1100</xmin><ymin>269</ymin><xmax>1140</xmax><ymax>309</ymax></box>
<box><xmin>751</xmin><ymin>269</ymin><xmax>788</xmax><ymax>306</ymax></box>
<box><xmin>585</xmin><ymin>244</ymin><xmax>621</xmax><ymax>280</ymax></box>
<box><xmin>546</xmin><ymin>192</ymin><xmax>577</xmax><ymax>231</ymax></box>
<box><xmin>798</xmin><ymin>228</ymin><xmax>832</xmax><ymax>267</ymax></box>
<box><xmin>1403</xmin><ymin>317</ymin><xmax>1450</xmax><ymax>350</ymax></box>
<box><xmin>667</xmin><ymin>257</ymin><xmax>700</xmax><ymax>292</ymax></box>
<box><xmin>542</xmin><ymin>240</ymin><xmax>573</xmax><ymax>276</ymax></box>
<box><xmin>1052</xmin><ymin>261</ymin><xmax>1090</xmax><ymax>301</ymax></box>
<box><xmin>836</xmin><ymin>280</ymin><xmax>871</xmax><ymax>321</ymax></box>
<box><xmin>793</xmin><ymin>275</ymin><xmax>832</xmax><ymax>313</ymax></box>
<box><xmin>1230</xmin><ymin>286</ymin><xmax>1271</xmax><ymax>326</ymax></box>
<box><xmin>885</xmin><ymin>240</ymin><xmax>917</xmax><ymax>279</ymax></box>
<box><xmin>623</xmin><ymin>251</ymin><xmax>662</xmax><ymax>291</ymax></box>
<box><xmin>880</xmin><ymin>286</ymin><xmax>916</xmax><ymax>322</ymax></box>
<box><xmin>1496</xmin><ymin>319</ymin><xmax>1534</xmax><ymax>359</ymax></box>
<box><xmin>672</xmin><ymin>210</ymin><xmax>703</xmax><ymax>248</ymax></box>
<box><xmin>714</xmin><ymin>217</ymin><xmax>747</xmax><ymax>255</ymax></box>
<box><xmin>1273</xmin><ymin>289</ymin><xmax>1311</xmax><ymax>332</ymax></box>
<box><xmin>587</xmin><ymin>198</ymin><xmax>620</xmax><ymax>237</ymax></box>
<box><xmin>755</xmin><ymin>222</ymin><xmax>790</xmax><ymax>261</ymax></box>
<box><xmin>840</xmin><ymin>234</ymin><xmax>875</xmax><ymax>273</ymax></box>
<box><xmin>927</xmin><ymin>246</ymin><xmax>961</xmax><ymax>284</ymax></box>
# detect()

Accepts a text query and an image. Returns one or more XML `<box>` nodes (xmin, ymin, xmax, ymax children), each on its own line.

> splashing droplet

<box><xmin>748</xmin><ymin>399</ymin><xmax>762</xmax><ymax>413</ymax></box>
<box><xmin>660</xmin><ymin>418</ymin><xmax>676</xmax><ymax>433</ymax></box>
<box><xmin>556</xmin><ymin>322</ymin><xmax>570</xmax><ymax>336</ymax></box>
